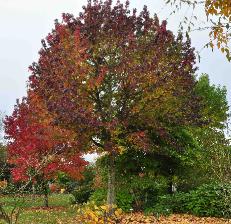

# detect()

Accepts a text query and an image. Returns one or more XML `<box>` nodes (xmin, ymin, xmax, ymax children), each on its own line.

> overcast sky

<box><xmin>0</xmin><ymin>0</ymin><xmax>230</xmax><ymax>116</ymax></box>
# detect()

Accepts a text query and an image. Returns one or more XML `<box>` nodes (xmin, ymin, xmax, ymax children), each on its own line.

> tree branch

<box><xmin>91</xmin><ymin>137</ymin><xmax>104</xmax><ymax>148</ymax></box>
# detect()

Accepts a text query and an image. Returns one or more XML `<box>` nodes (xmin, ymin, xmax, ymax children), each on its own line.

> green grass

<box><xmin>0</xmin><ymin>194</ymin><xmax>77</xmax><ymax>224</ymax></box>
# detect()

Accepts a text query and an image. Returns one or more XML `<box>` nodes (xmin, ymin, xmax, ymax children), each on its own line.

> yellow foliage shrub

<box><xmin>75</xmin><ymin>201</ymin><xmax>123</xmax><ymax>224</ymax></box>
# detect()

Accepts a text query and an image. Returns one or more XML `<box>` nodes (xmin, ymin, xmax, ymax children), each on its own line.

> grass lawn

<box><xmin>0</xmin><ymin>194</ymin><xmax>77</xmax><ymax>224</ymax></box>
<box><xmin>0</xmin><ymin>194</ymin><xmax>230</xmax><ymax>223</ymax></box>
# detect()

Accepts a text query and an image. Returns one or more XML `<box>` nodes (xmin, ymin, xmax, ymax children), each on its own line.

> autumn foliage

<box><xmin>166</xmin><ymin>0</ymin><xmax>231</xmax><ymax>60</ymax></box>
<box><xmin>120</xmin><ymin>213</ymin><xmax>231</xmax><ymax>224</ymax></box>
<box><xmin>4</xmin><ymin>91</ymin><xmax>87</xmax><ymax>183</ymax></box>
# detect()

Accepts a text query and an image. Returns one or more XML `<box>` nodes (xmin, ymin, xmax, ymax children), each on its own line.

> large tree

<box><xmin>29</xmin><ymin>0</ymin><xmax>204</xmax><ymax>207</ymax></box>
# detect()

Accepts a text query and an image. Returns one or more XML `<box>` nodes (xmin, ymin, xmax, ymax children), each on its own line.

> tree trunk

<box><xmin>168</xmin><ymin>180</ymin><xmax>173</xmax><ymax>194</ymax></box>
<box><xmin>107</xmin><ymin>152</ymin><xmax>116</xmax><ymax>208</ymax></box>
<box><xmin>43</xmin><ymin>182</ymin><xmax>49</xmax><ymax>207</ymax></box>
<box><xmin>44</xmin><ymin>191</ymin><xmax>49</xmax><ymax>207</ymax></box>
<box><xmin>32</xmin><ymin>184</ymin><xmax>35</xmax><ymax>200</ymax></box>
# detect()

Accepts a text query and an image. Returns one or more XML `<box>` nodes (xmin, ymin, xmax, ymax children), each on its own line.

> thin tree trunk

<box><xmin>43</xmin><ymin>182</ymin><xmax>49</xmax><ymax>207</ymax></box>
<box><xmin>32</xmin><ymin>184</ymin><xmax>35</xmax><ymax>201</ymax></box>
<box><xmin>107</xmin><ymin>152</ymin><xmax>116</xmax><ymax>208</ymax></box>
<box><xmin>44</xmin><ymin>192</ymin><xmax>48</xmax><ymax>207</ymax></box>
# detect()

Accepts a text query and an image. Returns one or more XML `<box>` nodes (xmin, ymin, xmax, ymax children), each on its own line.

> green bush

<box><xmin>70</xmin><ymin>165</ymin><xmax>95</xmax><ymax>204</ymax></box>
<box><xmin>144</xmin><ymin>204</ymin><xmax>172</xmax><ymax>217</ymax></box>
<box><xmin>89</xmin><ymin>188</ymin><xmax>134</xmax><ymax>212</ymax></box>
<box><xmin>116</xmin><ymin>190</ymin><xmax>134</xmax><ymax>212</ymax></box>
<box><xmin>184</xmin><ymin>183</ymin><xmax>231</xmax><ymax>218</ymax></box>
<box><xmin>149</xmin><ymin>182</ymin><xmax>231</xmax><ymax>218</ymax></box>
<box><xmin>71</xmin><ymin>185</ymin><xmax>94</xmax><ymax>204</ymax></box>
<box><xmin>144</xmin><ymin>193</ymin><xmax>183</xmax><ymax>217</ymax></box>
<box><xmin>89</xmin><ymin>188</ymin><xmax>107</xmax><ymax>205</ymax></box>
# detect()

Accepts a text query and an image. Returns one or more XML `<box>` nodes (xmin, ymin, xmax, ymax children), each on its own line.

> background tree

<box><xmin>4</xmin><ymin>91</ymin><xmax>87</xmax><ymax>207</ymax></box>
<box><xmin>0</xmin><ymin>144</ymin><xmax>11</xmax><ymax>184</ymax></box>
<box><xmin>0</xmin><ymin>112</ymin><xmax>11</xmax><ymax>190</ymax></box>
<box><xmin>29</xmin><ymin>0</ymin><xmax>204</xmax><ymax>207</ymax></box>
<box><xmin>191</xmin><ymin>74</ymin><xmax>230</xmax><ymax>183</ymax></box>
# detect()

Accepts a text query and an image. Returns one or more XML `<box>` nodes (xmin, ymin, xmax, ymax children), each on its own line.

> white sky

<box><xmin>0</xmin><ymin>0</ymin><xmax>230</xmax><ymax>119</ymax></box>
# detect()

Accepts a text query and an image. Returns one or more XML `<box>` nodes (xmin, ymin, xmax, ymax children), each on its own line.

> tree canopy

<box><xmin>28</xmin><ymin>0</ymin><xmax>205</xmax><ymax>206</ymax></box>
<box><xmin>4</xmin><ymin>91</ymin><xmax>87</xmax><ymax>183</ymax></box>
